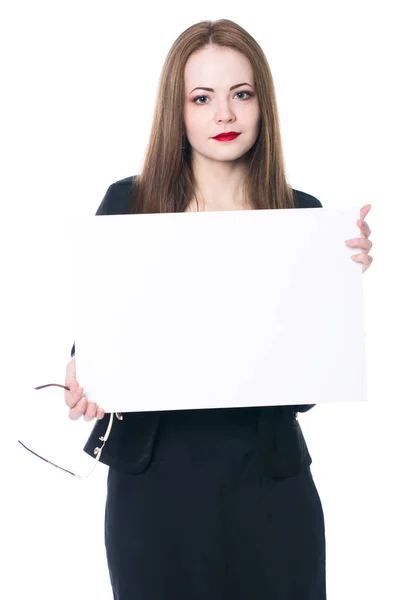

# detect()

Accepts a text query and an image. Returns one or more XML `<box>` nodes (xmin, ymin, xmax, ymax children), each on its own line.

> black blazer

<box><xmin>71</xmin><ymin>176</ymin><xmax>322</xmax><ymax>478</ymax></box>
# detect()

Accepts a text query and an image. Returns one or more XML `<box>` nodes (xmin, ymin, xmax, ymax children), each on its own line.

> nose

<box><xmin>214</xmin><ymin>101</ymin><xmax>236</xmax><ymax>124</ymax></box>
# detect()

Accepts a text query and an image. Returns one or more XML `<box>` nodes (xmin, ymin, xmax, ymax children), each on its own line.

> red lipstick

<box><xmin>212</xmin><ymin>132</ymin><xmax>241</xmax><ymax>141</ymax></box>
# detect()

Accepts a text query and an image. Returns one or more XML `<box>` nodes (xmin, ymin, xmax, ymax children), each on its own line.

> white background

<box><xmin>2</xmin><ymin>1</ymin><xmax>399</xmax><ymax>598</ymax></box>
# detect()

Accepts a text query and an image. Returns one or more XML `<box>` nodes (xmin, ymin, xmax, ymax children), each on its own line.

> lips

<box><xmin>212</xmin><ymin>132</ymin><xmax>241</xmax><ymax>141</ymax></box>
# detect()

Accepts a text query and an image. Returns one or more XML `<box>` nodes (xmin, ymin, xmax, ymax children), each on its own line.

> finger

<box><xmin>65</xmin><ymin>383</ymin><xmax>76</xmax><ymax>407</ymax></box>
<box><xmin>361</xmin><ymin>254</ymin><xmax>373</xmax><ymax>273</ymax></box>
<box><xmin>360</xmin><ymin>204</ymin><xmax>372</xmax><ymax>221</ymax></box>
<box><xmin>83</xmin><ymin>402</ymin><xmax>98</xmax><ymax>422</ymax></box>
<box><xmin>65</xmin><ymin>357</ymin><xmax>77</xmax><ymax>404</ymax></box>
<box><xmin>351</xmin><ymin>253</ymin><xmax>373</xmax><ymax>270</ymax></box>
<box><xmin>356</xmin><ymin>219</ymin><xmax>372</xmax><ymax>239</ymax></box>
<box><xmin>345</xmin><ymin>239</ymin><xmax>373</xmax><ymax>251</ymax></box>
<box><xmin>65</xmin><ymin>385</ymin><xmax>84</xmax><ymax>409</ymax></box>
<box><xmin>64</xmin><ymin>378</ymin><xmax>78</xmax><ymax>402</ymax></box>
<box><xmin>65</xmin><ymin>357</ymin><xmax>76</xmax><ymax>386</ymax></box>
<box><xmin>96</xmin><ymin>407</ymin><xmax>105</xmax><ymax>420</ymax></box>
<box><xmin>68</xmin><ymin>396</ymin><xmax>88</xmax><ymax>420</ymax></box>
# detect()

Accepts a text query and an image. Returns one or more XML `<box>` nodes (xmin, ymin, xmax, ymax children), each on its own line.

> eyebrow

<box><xmin>189</xmin><ymin>82</ymin><xmax>253</xmax><ymax>94</ymax></box>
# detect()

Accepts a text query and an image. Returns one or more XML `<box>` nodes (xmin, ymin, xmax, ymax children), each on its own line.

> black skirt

<box><xmin>104</xmin><ymin>407</ymin><xmax>326</xmax><ymax>600</ymax></box>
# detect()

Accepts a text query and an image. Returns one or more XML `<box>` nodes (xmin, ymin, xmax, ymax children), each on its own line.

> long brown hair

<box><xmin>131</xmin><ymin>18</ymin><xmax>295</xmax><ymax>214</ymax></box>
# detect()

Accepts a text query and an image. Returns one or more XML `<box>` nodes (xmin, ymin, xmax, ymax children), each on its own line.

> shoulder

<box><xmin>95</xmin><ymin>180</ymin><xmax>323</xmax><ymax>214</ymax></box>
<box><xmin>292</xmin><ymin>188</ymin><xmax>323</xmax><ymax>208</ymax></box>
<box><xmin>95</xmin><ymin>175</ymin><xmax>137</xmax><ymax>215</ymax></box>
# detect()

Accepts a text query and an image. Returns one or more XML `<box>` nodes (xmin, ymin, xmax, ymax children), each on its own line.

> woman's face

<box><xmin>183</xmin><ymin>45</ymin><xmax>261</xmax><ymax>164</ymax></box>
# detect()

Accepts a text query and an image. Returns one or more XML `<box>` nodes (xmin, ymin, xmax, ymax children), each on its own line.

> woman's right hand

<box><xmin>64</xmin><ymin>357</ymin><xmax>105</xmax><ymax>421</ymax></box>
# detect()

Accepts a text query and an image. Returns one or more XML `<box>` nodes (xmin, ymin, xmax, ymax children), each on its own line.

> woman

<box><xmin>65</xmin><ymin>19</ymin><xmax>373</xmax><ymax>600</ymax></box>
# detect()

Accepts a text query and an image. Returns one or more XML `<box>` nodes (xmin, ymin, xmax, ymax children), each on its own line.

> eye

<box><xmin>193</xmin><ymin>95</ymin><xmax>209</xmax><ymax>105</ymax></box>
<box><xmin>192</xmin><ymin>90</ymin><xmax>253</xmax><ymax>105</ymax></box>
<box><xmin>235</xmin><ymin>91</ymin><xmax>252</xmax><ymax>100</ymax></box>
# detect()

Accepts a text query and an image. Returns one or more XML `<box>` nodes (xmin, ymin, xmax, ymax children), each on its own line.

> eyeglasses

<box><xmin>17</xmin><ymin>383</ymin><xmax>115</xmax><ymax>480</ymax></box>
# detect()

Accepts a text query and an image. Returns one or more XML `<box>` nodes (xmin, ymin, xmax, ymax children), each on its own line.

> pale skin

<box><xmin>65</xmin><ymin>45</ymin><xmax>373</xmax><ymax>421</ymax></box>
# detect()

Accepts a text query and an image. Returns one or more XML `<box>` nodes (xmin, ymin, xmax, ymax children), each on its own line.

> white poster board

<box><xmin>72</xmin><ymin>207</ymin><xmax>366</xmax><ymax>413</ymax></box>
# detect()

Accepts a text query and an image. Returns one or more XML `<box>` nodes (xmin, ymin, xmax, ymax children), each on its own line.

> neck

<box><xmin>191</xmin><ymin>153</ymin><xmax>248</xmax><ymax>210</ymax></box>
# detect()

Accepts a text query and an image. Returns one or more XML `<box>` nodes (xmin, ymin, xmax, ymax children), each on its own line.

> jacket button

<box><xmin>94</xmin><ymin>447</ymin><xmax>100</xmax><ymax>455</ymax></box>
<box><xmin>116</xmin><ymin>412</ymin><xmax>123</xmax><ymax>420</ymax></box>
<box><xmin>295</xmin><ymin>412</ymin><xmax>299</xmax><ymax>420</ymax></box>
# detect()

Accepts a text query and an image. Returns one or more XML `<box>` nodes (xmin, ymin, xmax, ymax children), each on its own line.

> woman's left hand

<box><xmin>344</xmin><ymin>204</ymin><xmax>373</xmax><ymax>273</ymax></box>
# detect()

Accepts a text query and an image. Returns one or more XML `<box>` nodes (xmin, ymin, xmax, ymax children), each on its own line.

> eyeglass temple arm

<box><xmin>34</xmin><ymin>383</ymin><xmax>71</xmax><ymax>391</ymax></box>
<box><xmin>17</xmin><ymin>440</ymin><xmax>78</xmax><ymax>477</ymax></box>
<box><xmin>19</xmin><ymin>385</ymin><xmax>115</xmax><ymax>480</ymax></box>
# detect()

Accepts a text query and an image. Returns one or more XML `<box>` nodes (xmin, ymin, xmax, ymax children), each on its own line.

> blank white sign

<box><xmin>72</xmin><ymin>207</ymin><xmax>366</xmax><ymax>413</ymax></box>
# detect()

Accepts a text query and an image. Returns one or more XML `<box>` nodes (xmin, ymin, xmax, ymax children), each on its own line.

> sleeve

<box><xmin>294</xmin><ymin>404</ymin><xmax>316</xmax><ymax>413</ymax></box>
<box><xmin>95</xmin><ymin>183</ymin><xmax>114</xmax><ymax>215</ymax></box>
<box><xmin>302</xmin><ymin>195</ymin><xmax>323</xmax><ymax>209</ymax></box>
